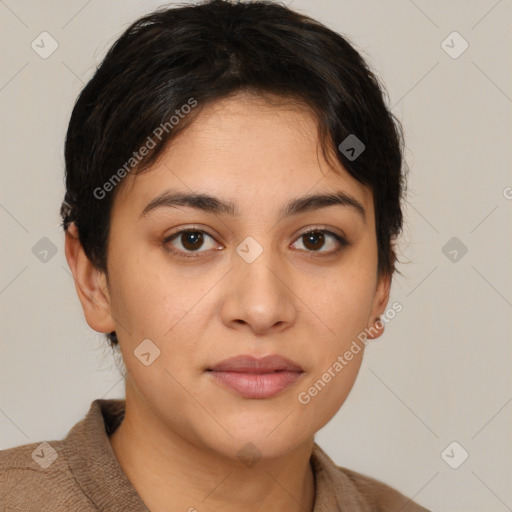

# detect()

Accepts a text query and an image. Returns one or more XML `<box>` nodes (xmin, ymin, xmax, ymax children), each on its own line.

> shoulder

<box><xmin>311</xmin><ymin>443</ymin><xmax>431</xmax><ymax>512</ymax></box>
<box><xmin>337</xmin><ymin>465</ymin><xmax>431</xmax><ymax>512</ymax></box>
<box><xmin>0</xmin><ymin>440</ymin><xmax>94</xmax><ymax>511</ymax></box>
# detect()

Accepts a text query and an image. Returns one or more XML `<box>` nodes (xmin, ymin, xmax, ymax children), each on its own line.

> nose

<box><xmin>220</xmin><ymin>244</ymin><xmax>297</xmax><ymax>336</ymax></box>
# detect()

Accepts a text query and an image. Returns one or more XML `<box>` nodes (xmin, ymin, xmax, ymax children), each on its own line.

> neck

<box><xmin>109</xmin><ymin>387</ymin><xmax>316</xmax><ymax>512</ymax></box>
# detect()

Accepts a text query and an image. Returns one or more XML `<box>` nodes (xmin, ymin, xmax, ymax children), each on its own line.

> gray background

<box><xmin>1</xmin><ymin>1</ymin><xmax>511</xmax><ymax>510</ymax></box>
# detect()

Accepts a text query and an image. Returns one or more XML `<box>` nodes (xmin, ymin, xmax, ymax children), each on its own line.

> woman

<box><xmin>0</xmin><ymin>1</ymin><xmax>430</xmax><ymax>510</ymax></box>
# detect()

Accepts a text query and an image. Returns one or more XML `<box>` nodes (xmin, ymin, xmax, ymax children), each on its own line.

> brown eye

<box><xmin>164</xmin><ymin>229</ymin><xmax>219</xmax><ymax>257</ymax></box>
<box><xmin>291</xmin><ymin>229</ymin><xmax>347</xmax><ymax>255</ymax></box>
<box><xmin>180</xmin><ymin>231</ymin><xmax>204</xmax><ymax>251</ymax></box>
<box><xmin>302</xmin><ymin>231</ymin><xmax>326</xmax><ymax>251</ymax></box>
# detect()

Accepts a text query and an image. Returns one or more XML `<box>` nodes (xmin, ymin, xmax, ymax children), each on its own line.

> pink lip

<box><xmin>207</xmin><ymin>355</ymin><xmax>304</xmax><ymax>399</ymax></box>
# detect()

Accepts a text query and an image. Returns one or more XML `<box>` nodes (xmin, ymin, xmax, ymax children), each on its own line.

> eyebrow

<box><xmin>139</xmin><ymin>189</ymin><xmax>366</xmax><ymax>223</ymax></box>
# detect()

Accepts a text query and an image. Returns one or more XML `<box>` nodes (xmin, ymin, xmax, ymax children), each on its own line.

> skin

<box><xmin>65</xmin><ymin>91</ymin><xmax>391</xmax><ymax>512</ymax></box>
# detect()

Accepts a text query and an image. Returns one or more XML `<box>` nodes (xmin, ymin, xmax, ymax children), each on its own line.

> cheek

<box><xmin>293</xmin><ymin>345</ymin><xmax>364</xmax><ymax>438</ymax></box>
<box><xmin>107</xmin><ymin>246</ymin><xmax>190</xmax><ymax>335</ymax></box>
<box><xmin>107</xmin><ymin>252</ymin><xmax>217</xmax><ymax>371</ymax></box>
<box><xmin>297</xmin><ymin>254</ymin><xmax>376</xmax><ymax>409</ymax></box>
<box><xmin>305</xmin><ymin>264</ymin><xmax>376</xmax><ymax>343</ymax></box>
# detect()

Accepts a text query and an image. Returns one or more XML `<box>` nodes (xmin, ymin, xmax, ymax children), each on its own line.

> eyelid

<box><xmin>296</xmin><ymin>225</ymin><xmax>347</xmax><ymax>242</ymax></box>
<box><xmin>164</xmin><ymin>224</ymin><xmax>222</xmax><ymax>243</ymax></box>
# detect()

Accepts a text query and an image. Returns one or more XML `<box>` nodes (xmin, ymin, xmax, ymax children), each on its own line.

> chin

<box><xmin>194</xmin><ymin>414</ymin><xmax>314</xmax><ymax>464</ymax></box>
<box><xmin>210</xmin><ymin>435</ymin><xmax>308</xmax><ymax>465</ymax></box>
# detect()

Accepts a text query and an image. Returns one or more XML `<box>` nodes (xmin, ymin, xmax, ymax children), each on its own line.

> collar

<box><xmin>62</xmin><ymin>398</ymin><xmax>362</xmax><ymax>511</ymax></box>
<box><xmin>63</xmin><ymin>399</ymin><xmax>149</xmax><ymax>510</ymax></box>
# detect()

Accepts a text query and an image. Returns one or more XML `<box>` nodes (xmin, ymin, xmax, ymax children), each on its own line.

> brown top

<box><xmin>0</xmin><ymin>398</ymin><xmax>430</xmax><ymax>511</ymax></box>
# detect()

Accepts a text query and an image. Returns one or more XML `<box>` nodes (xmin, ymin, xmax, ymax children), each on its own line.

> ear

<box><xmin>366</xmin><ymin>270</ymin><xmax>392</xmax><ymax>340</ymax></box>
<box><xmin>64</xmin><ymin>222</ymin><xmax>116</xmax><ymax>335</ymax></box>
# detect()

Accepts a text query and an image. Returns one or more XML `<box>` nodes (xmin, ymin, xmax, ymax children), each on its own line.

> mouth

<box><xmin>207</xmin><ymin>355</ymin><xmax>304</xmax><ymax>399</ymax></box>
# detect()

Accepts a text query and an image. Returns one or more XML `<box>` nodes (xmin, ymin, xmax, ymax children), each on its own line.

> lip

<box><xmin>207</xmin><ymin>355</ymin><xmax>304</xmax><ymax>399</ymax></box>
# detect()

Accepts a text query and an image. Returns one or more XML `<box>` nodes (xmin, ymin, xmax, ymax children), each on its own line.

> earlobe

<box><xmin>367</xmin><ymin>271</ymin><xmax>392</xmax><ymax>340</ymax></box>
<box><xmin>64</xmin><ymin>223</ymin><xmax>116</xmax><ymax>334</ymax></box>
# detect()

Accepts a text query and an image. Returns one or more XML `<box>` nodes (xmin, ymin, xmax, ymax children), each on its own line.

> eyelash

<box><xmin>163</xmin><ymin>227</ymin><xmax>349</xmax><ymax>260</ymax></box>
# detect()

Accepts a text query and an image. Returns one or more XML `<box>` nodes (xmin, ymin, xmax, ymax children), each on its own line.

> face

<box><xmin>74</xmin><ymin>92</ymin><xmax>390</xmax><ymax>460</ymax></box>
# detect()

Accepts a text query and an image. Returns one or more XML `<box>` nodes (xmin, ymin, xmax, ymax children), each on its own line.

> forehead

<box><xmin>114</xmin><ymin>92</ymin><xmax>373</xmax><ymax>220</ymax></box>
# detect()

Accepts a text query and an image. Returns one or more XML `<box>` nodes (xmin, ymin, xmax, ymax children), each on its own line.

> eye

<box><xmin>163</xmin><ymin>227</ymin><xmax>348</xmax><ymax>260</ymax></box>
<box><xmin>164</xmin><ymin>229</ymin><xmax>221</xmax><ymax>258</ymax></box>
<box><xmin>291</xmin><ymin>229</ymin><xmax>348</xmax><ymax>256</ymax></box>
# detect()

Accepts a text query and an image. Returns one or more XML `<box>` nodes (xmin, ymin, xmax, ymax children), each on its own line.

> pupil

<box><xmin>304</xmin><ymin>232</ymin><xmax>324</xmax><ymax>251</ymax></box>
<box><xmin>182</xmin><ymin>231</ymin><xmax>203</xmax><ymax>250</ymax></box>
